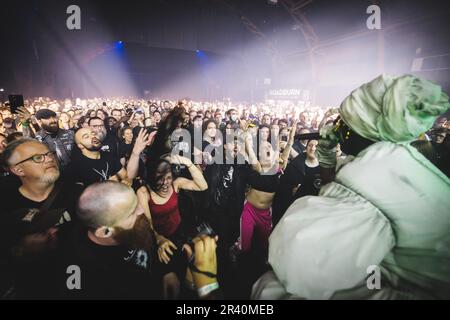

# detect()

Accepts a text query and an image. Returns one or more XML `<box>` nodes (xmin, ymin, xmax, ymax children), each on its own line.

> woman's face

<box><xmin>206</xmin><ymin>122</ymin><xmax>217</xmax><ymax>138</ymax></box>
<box><xmin>96</xmin><ymin>111</ymin><xmax>106</xmax><ymax>120</ymax></box>
<box><xmin>123</xmin><ymin>129</ymin><xmax>133</xmax><ymax>143</ymax></box>
<box><xmin>260</xmin><ymin>127</ymin><xmax>270</xmax><ymax>141</ymax></box>
<box><xmin>259</xmin><ymin>141</ymin><xmax>276</xmax><ymax>169</ymax></box>
<box><xmin>306</xmin><ymin>140</ymin><xmax>318</xmax><ymax>159</ymax></box>
<box><xmin>82</xmin><ymin>119</ymin><xmax>90</xmax><ymax>128</ymax></box>
<box><xmin>60</xmin><ymin>113</ymin><xmax>69</xmax><ymax>123</ymax></box>
<box><xmin>156</xmin><ymin>171</ymin><xmax>173</xmax><ymax>194</ymax></box>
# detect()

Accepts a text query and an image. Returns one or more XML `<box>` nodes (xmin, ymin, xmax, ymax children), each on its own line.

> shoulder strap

<box><xmin>39</xmin><ymin>182</ymin><xmax>62</xmax><ymax>214</ymax></box>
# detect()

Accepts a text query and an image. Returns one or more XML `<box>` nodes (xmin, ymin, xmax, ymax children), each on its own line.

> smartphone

<box><xmin>8</xmin><ymin>94</ymin><xmax>24</xmax><ymax>114</ymax></box>
<box><xmin>281</xmin><ymin>135</ymin><xmax>288</xmax><ymax>142</ymax></box>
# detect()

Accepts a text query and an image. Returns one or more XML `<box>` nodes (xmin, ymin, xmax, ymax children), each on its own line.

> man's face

<box><xmin>89</xmin><ymin>119</ymin><xmax>106</xmax><ymax>142</ymax></box>
<box><xmin>112</xmin><ymin>110</ymin><xmax>122</xmax><ymax>121</ymax></box>
<box><xmin>215</xmin><ymin>114</ymin><xmax>222</xmax><ymax>123</ymax></box>
<box><xmin>435</xmin><ymin>132</ymin><xmax>446</xmax><ymax>144</ymax></box>
<box><xmin>262</xmin><ymin>115</ymin><xmax>271</xmax><ymax>126</ymax></box>
<box><xmin>299</xmin><ymin>128</ymin><xmax>310</xmax><ymax>145</ymax></box>
<box><xmin>2</xmin><ymin>110</ymin><xmax>12</xmax><ymax>119</ymax></box>
<box><xmin>230</xmin><ymin>110</ymin><xmax>238</xmax><ymax>122</ymax></box>
<box><xmin>76</xmin><ymin>128</ymin><xmax>102</xmax><ymax>152</ymax></box>
<box><xmin>39</xmin><ymin>116</ymin><xmax>59</xmax><ymax>134</ymax></box>
<box><xmin>9</xmin><ymin>141</ymin><xmax>60</xmax><ymax>183</ymax></box>
<box><xmin>279</xmin><ymin>121</ymin><xmax>288</xmax><ymax>130</ymax></box>
<box><xmin>193</xmin><ymin>118</ymin><xmax>202</xmax><ymax>129</ymax></box>
<box><xmin>300</xmin><ymin>112</ymin><xmax>311</xmax><ymax>126</ymax></box>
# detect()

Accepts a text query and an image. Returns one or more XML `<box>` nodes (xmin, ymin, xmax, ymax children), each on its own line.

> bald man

<box><xmin>53</xmin><ymin>181</ymin><xmax>221</xmax><ymax>299</ymax></box>
<box><xmin>68</xmin><ymin>128</ymin><xmax>129</xmax><ymax>187</ymax></box>
<box><xmin>55</xmin><ymin>181</ymin><xmax>169</xmax><ymax>299</ymax></box>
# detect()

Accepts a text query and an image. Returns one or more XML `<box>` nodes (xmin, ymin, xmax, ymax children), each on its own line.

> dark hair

<box><xmin>147</xmin><ymin>107</ymin><xmax>187</xmax><ymax>159</ymax></box>
<box><xmin>88</xmin><ymin>116</ymin><xmax>103</xmax><ymax>126</ymax></box>
<box><xmin>1</xmin><ymin>138</ymin><xmax>37</xmax><ymax>167</ymax></box>
<box><xmin>104</xmin><ymin>117</ymin><xmax>116</xmax><ymax>131</ymax></box>
<box><xmin>202</xmin><ymin>119</ymin><xmax>217</xmax><ymax>137</ymax></box>
<box><xmin>411</xmin><ymin>140</ymin><xmax>437</xmax><ymax>164</ymax></box>
<box><xmin>119</xmin><ymin>126</ymin><xmax>133</xmax><ymax>142</ymax></box>
<box><xmin>6</xmin><ymin>132</ymin><xmax>23</xmax><ymax>144</ymax></box>
<box><xmin>77</xmin><ymin>115</ymin><xmax>88</xmax><ymax>128</ymax></box>
<box><xmin>146</xmin><ymin>158</ymin><xmax>172</xmax><ymax>192</ymax></box>
<box><xmin>96</xmin><ymin>109</ymin><xmax>108</xmax><ymax>119</ymax></box>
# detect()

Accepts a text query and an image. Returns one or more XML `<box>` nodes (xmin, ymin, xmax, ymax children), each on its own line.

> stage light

<box><xmin>196</xmin><ymin>50</ymin><xmax>200</xmax><ymax>53</ymax></box>
<box><xmin>0</xmin><ymin>88</ymin><xmax>4</xmax><ymax>92</ymax></box>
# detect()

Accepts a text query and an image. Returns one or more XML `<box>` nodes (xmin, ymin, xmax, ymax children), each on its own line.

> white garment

<box><xmin>253</xmin><ymin>141</ymin><xmax>450</xmax><ymax>299</ymax></box>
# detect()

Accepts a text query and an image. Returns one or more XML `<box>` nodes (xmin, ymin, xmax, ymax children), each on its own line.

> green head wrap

<box><xmin>339</xmin><ymin>74</ymin><xmax>450</xmax><ymax>143</ymax></box>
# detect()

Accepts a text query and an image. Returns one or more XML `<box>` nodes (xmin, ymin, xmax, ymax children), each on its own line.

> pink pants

<box><xmin>239</xmin><ymin>201</ymin><xmax>272</xmax><ymax>255</ymax></box>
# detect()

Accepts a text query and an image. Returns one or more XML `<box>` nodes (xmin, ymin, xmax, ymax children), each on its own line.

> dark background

<box><xmin>0</xmin><ymin>0</ymin><xmax>449</xmax><ymax>105</ymax></box>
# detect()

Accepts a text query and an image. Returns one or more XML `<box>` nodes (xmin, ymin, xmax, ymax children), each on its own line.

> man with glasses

<box><xmin>89</xmin><ymin>116</ymin><xmax>119</xmax><ymax>158</ymax></box>
<box><xmin>0</xmin><ymin>139</ymin><xmax>82</xmax><ymax>298</ymax></box>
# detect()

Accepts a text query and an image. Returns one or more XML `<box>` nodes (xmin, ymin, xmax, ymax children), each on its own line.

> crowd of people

<box><xmin>0</xmin><ymin>75</ymin><xmax>449</xmax><ymax>299</ymax></box>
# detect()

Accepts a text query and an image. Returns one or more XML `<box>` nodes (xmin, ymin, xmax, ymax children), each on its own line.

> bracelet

<box><xmin>188</xmin><ymin>254</ymin><xmax>217</xmax><ymax>278</ymax></box>
<box><xmin>197</xmin><ymin>282</ymin><xmax>219</xmax><ymax>298</ymax></box>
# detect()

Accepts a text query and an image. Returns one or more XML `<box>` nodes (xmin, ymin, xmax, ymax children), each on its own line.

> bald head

<box><xmin>77</xmin><ymin>181</ymin><xmax>137</xmax><ymax>229</ymax></box>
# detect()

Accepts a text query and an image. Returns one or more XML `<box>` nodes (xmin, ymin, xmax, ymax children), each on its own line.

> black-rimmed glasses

<box><xmin>12</xmin><ymin>151</ymin><xmax>57</xmax><ymax>166</ymax></box>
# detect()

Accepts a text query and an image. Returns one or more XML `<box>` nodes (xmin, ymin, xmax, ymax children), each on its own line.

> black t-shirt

<box><xmin>1</xmin><ymin>181</ymin><xmax>83</xmax><ymax>221</ymax></box>
<box><xmin>102</xmin><ymin>132</ymin><xmax>120</xmax><ymax>158</ymax></box>
<box><xmin>54</xmin><ymin>225</ymin><xmax>161</xmax><ymax>299</ymax></box>
<box><xmin>67</xmin><ymin>152</ymin><xmax>123</xmax><ymax>187</ymax></box>
<box><xmin>118</xmin><ymin>141</ymin><xmax>133</xmax><ymax>160</ymax></box>
<box><xmin>0</xmin><ymin>182</ymin><xmax>82</xmax><ymax>298</ymax></box>
<box><xmin>295</xmin><ymin>164</ymin><xmax>321</xmax><ymax>198</ymax></box>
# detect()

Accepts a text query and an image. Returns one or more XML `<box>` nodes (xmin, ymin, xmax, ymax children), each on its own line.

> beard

<box><xmin>85</xmin><ymin>144</ymin><xmax>102</xmax><ymax>152</ymax></box>
<box><xmin>39</xmin><ymin>168</ymin><xmax>60</xmax><ymax>184</ymax></box>
<box><xmin>113</xmin><ymin>215</ymin><xmax>154</xmax><ymax>253</ymax></box>
<box><xmin>42</xmin><ymin>123</ymin><xmax>59</xmax><ymax>134</ymax></box>
<box><xmin>94</xmin><ymin>129</ymin><xmax>107</xmax><ymax>143</ymax></box>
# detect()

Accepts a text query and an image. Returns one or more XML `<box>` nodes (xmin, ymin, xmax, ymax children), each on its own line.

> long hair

<box><xmin>147</xmin><ymin>106</ymin><xmax>187</xmax><ymax>159</ymax></box>
<box><xmin>146</xmin><ymin>158</ymin><xmax>172</xmax><ymax>192</ymax></box>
